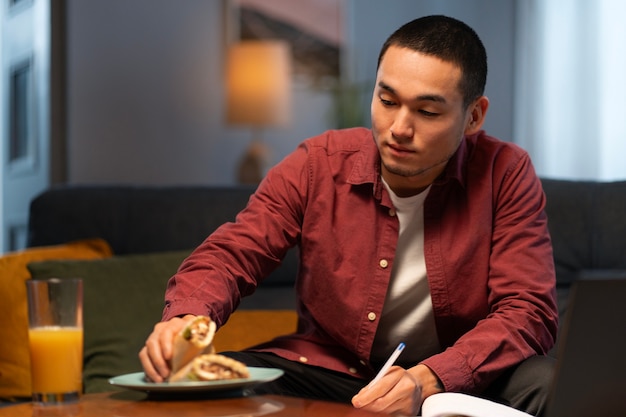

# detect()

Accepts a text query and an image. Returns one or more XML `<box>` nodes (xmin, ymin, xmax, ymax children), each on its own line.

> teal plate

<box><xmin>109</xmin><ymin>367</ymin><xmax>284</xmax><ymax>393</ymax></box>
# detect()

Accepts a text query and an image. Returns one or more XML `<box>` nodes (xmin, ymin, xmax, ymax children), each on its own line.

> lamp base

<box><xmin>237</xmin><ymin>140</ymin><xmax>272</xmax><ymax>184</ymax></box>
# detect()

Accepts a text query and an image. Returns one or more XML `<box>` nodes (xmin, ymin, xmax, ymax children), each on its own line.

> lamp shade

<box><xmin>226</xmin><ymin>40</ymin><xmax>291</xmax><ymax>127</ymax></box>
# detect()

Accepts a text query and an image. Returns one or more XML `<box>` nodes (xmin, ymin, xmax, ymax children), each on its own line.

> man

<box><xmin>140</xmin><ymin>15</ymin><xmax>558</xmax><ymax>416</ymax></box>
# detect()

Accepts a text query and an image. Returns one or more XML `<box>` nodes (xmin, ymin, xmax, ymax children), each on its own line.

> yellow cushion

<box><xmin>213</xmin><ymin>310</ymin><xmax>298</xmax><ymax>353</ymax></box>
<box><xmin>0</xmin><ymin>239</ymin><xmax>113</xmax><ymax>400</ymax></box>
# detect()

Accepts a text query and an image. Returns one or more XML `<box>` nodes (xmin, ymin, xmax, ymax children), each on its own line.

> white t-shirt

<box><xmin>371</xmin><ymin>180</ymin><xmax>440</xmax><ymax>366</ymax></box>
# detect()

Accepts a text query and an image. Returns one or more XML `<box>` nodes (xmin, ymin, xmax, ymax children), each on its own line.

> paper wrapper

<box><xmin>169</xmin><ymin>316</ymin><xmax>217</xmax><ymax>377</ymax></box>
<box><xmin>169</xmin><ymin>353</ymin><xmax>250</xmax><ymax>382</ymax></box>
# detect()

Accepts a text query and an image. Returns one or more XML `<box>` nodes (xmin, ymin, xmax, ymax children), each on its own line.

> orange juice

<box><xmin>28</xmin><ymin>326</ymin><xmax>83</xmax><ymax>394</ymax></box>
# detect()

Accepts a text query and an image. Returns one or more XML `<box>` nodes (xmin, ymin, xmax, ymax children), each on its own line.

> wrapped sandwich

<box><xmin>169</xmin><ymin>316</ymin><xmax>217</xmax><ymax>377</ymax></box>
<box><xmin>167</xmin><ymin>315</ymin><xmax>250</xmax><ymax>383</ymax></box>
<box><xmin>169</xmin><ymin>353</ymin><xmax>251</xmax><ymax>382</ymax></box>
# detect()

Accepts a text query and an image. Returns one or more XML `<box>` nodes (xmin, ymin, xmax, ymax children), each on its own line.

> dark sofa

<box><xmin>24</xmin><ymin>178</ymin><xmax>626</xmax><ymax>390</ymax></box>
<box><xmin>28</xmin><ymin>179</ymin><xmax>626</xmax><ymax>315</ymax></box>
<box><xmin>539</xmin><ymin>178</ymin><xmax>626</xmax><ymax>317</ymax></box>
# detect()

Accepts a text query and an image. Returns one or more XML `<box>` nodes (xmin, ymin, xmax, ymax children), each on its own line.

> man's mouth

<box><xmin>387</xmin><ymin>142</ymin><xmax>414</xmax><ymax>157</ymax></box>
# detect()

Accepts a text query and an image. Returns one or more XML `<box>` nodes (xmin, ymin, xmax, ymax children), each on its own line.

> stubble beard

<box><xmin>382</xmin><ymin>145</ymin><xmax>459</xmax><ymax>179</ymax></box>
<box><xmin>382</xmin><ymin>161</ymin><xmax>437</xmax><ymax>178</ymax></box>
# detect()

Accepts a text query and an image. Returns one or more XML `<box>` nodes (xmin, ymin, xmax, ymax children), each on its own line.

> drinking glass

<box><xmin>26</xmin><ymin>278</ymin><xmax>83</xmax><ymax>405</ymax></box>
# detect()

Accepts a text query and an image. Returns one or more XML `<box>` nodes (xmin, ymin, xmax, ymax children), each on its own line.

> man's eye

<box><xmin>379</xmin><ymin>97</ymin><xmax>395</xmax><ymax>106</ymax></box>
<box><xmin>419</xmin><ymin>109</ymin><xmax>438</xmax><ymax>117</ymax></box>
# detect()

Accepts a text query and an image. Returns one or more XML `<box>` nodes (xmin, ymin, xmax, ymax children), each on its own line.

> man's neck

<box><xmin>381</xmin><ymin>168</ymin><xmax>441</xmax><ymax>197</ymax></box>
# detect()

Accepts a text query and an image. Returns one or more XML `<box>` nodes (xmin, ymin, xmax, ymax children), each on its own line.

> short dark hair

<box><xmin>377</xmin><ymin>15</ymin><xmax>488</xmax><ymax>108</ymax></box>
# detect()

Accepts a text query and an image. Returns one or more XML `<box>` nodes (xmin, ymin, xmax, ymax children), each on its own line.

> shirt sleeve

<box><xmin>162</xmin><ymin>144</ymin><xmax>309</xmax><ymax>325</ymax></box>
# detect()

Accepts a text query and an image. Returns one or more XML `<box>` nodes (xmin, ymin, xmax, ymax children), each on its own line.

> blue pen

<box><xmin>369</xmin><ymin>342</ymin><xmax>406</xmax><ymax>387</ymax></box>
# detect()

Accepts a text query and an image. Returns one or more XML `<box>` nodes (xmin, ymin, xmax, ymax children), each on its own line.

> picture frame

<box><xmin>225</xmin><ymin>0</ymin><xmax>344</xmax><ymax>87</ymax></box>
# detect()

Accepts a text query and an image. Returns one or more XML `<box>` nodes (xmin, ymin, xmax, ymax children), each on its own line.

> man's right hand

<box><xmin>138</xmin><ymin>314</ymin><xmax>197</xmax><ymax>382</ymax></box>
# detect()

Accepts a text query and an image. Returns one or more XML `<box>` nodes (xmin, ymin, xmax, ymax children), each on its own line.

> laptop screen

<box><xmin>546</xmin><ymin>273</ymin><xmax>626</xmax><ymax>417</ymax></box>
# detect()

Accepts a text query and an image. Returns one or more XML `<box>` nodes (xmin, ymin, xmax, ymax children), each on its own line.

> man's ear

<box><xmin>464</xmin><ymin>96</ymin><xmax>489</xmax><ymax>135</ymax></box>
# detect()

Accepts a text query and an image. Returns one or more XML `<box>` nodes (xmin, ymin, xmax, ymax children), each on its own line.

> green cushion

<box><xmin>27</xmin><ymin>250</ymin><xmax>190</xmax><ymax>393</ymax></box>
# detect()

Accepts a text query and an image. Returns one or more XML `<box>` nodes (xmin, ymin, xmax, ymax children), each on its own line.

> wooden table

<box><xmin>0</xmin><ymin>391</ymin><xmax>391</xmax><ymax>417</ymax></box>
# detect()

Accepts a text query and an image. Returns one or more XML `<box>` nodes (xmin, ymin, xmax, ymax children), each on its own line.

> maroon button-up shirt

<box><xmin>163</xmin><ymin>127</ymin><xmax>558</xmax><ymax>394</ymax></box>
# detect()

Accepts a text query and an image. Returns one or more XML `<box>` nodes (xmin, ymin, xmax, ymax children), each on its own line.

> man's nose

<box><xmin>390</xmin><ymin>109</ymin><xmax>414</xmax><ymax>140</ymax></box>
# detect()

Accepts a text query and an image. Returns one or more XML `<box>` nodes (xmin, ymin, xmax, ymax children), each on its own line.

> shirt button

<box><xmin>299</xmin><ymin>356</ymin><xmax>308</xmax><ymax>363</ymax></box>
<box><xmin>379</xmin><ymin>259</ymin><xmax>389</xmax><ymax>268</ymax></box>
<box><xmin>368</xmin><ymin>312</ymin><xmax>377</xmax><ymax>321</ymax></box>
<box><xmin>360</xmin><ymin>359</ymin><xmax>367</xmax><ymax>366</ymax></box>
<box><xmin>389</xmin><ymin>208</ymin><xmax>396</xmax><ymax>216</ymax></box>
<box><xmin>348</xmin><ymin>367</ymin><xmax>358</xmax><ymax>374</ymax></box>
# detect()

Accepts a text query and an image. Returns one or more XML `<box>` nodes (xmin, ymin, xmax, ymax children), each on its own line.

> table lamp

<box><xmin>226</xmin><ymin>40</ymin><xmax>291</xmax><ymax>184</ymax></box>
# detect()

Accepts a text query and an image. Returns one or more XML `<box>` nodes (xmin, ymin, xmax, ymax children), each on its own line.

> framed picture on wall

<box><xmin>227</xmin><ymin>0</ymin><xmax>344</xmax><ymax>87</ymax></box>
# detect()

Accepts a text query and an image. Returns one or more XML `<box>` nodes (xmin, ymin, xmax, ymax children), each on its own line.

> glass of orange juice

<box><xmin>26</xmin><ymin>278</ymin><xmax>83</xmax><ymax>405</ymax></box>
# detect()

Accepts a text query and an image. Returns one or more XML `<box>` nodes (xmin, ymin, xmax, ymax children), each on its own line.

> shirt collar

<box><xmin>346</xmin><ymin>130</ymin><xmax>386</xmax><ymax>199</ymax></box>
<box><xmin>436</xmin><ymin>134</ymin><xmax>470</xmax><ymax>189</ymax></box>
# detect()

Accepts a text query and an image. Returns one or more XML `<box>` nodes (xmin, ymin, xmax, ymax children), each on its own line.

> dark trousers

<box><xmin>482</xmin><ymin>355</ymin><xmax>556</xmax><ymax>417</ymax></box>
<box><xmin>223</xmin><ymin>351</ymin><xmax>555</xmax><ymax>417</ymax></box>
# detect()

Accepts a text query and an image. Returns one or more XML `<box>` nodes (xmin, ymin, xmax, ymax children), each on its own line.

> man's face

<box><xmin>371</xmin><ymin>45</ymin><xmax>475</xmax><ymax>195</ymax></box>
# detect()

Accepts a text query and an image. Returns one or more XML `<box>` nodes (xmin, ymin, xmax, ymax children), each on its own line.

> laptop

<box><xmin>545</xmin><ymin>272</ymin><xmax>626</xmax><ymax>417</ymax></box>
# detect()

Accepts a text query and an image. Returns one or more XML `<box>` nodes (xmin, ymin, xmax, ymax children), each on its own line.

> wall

<box><xmin>66</xmin><ymin>0</ymin><xmax>516</xmax><ymax>185</ymax></box>
<box><xmin>66</xmin><ymin>0</ymin><xmax>335</xmax><ymax>185</ymax></box>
